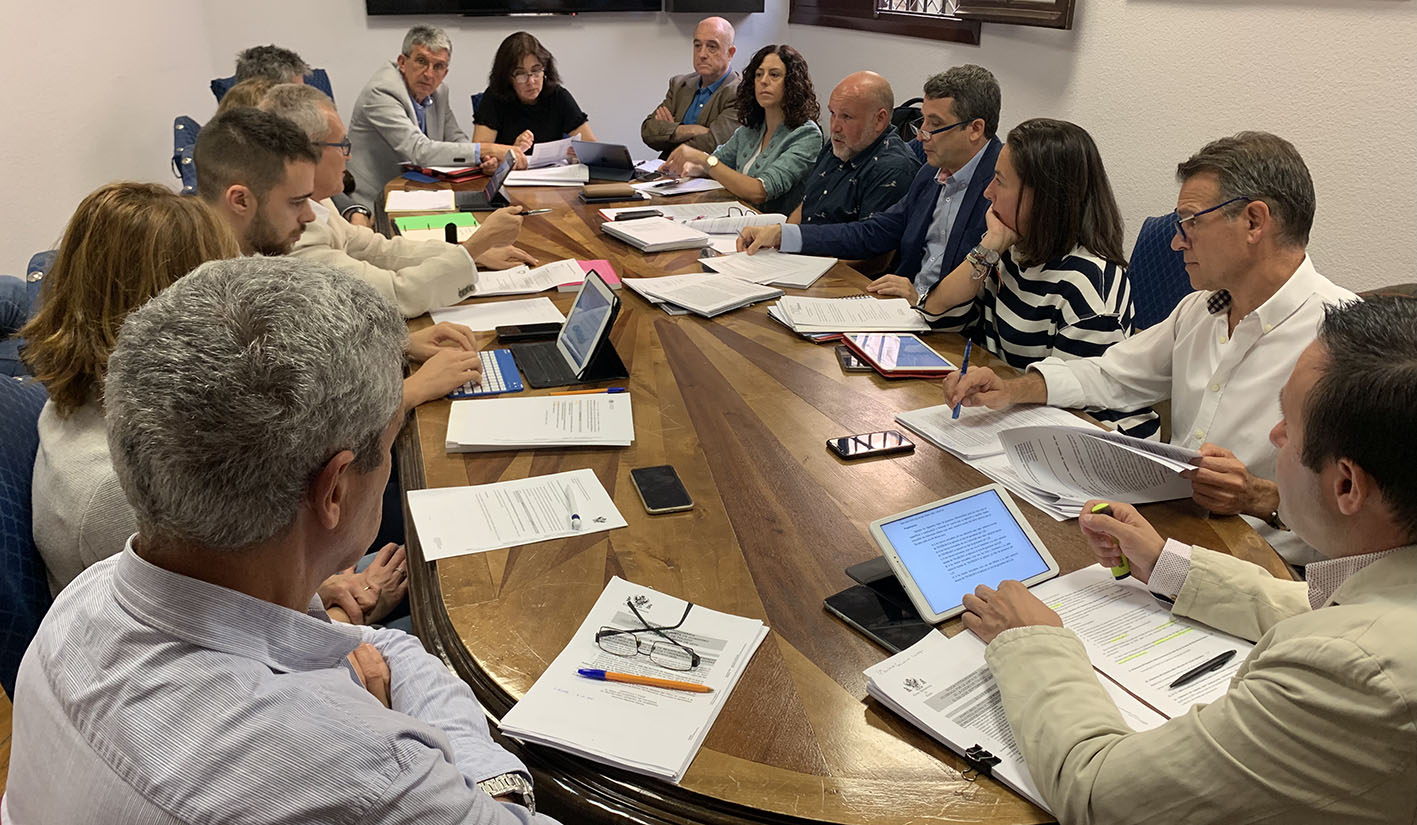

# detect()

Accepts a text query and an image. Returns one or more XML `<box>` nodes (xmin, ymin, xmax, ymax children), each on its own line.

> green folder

<box><xmin>393</xmin><ymin>212</ymin><xmax>480</xmax><ymax>233</ymax></box>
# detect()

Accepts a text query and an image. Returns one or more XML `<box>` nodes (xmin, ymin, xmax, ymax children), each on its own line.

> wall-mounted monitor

<box><xmin>367</xmin><ymin>0</ymin><xmax>662</xmax><ymax>15</ymax></box>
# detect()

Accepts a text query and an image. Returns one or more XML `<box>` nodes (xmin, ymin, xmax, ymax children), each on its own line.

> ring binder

<box><xmin>961</xmin><ymin>744</ymin><xmax>1003</xmax><ymax>781</ymax></box>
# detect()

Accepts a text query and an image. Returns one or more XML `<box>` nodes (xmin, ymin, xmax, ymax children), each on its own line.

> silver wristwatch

<box><xmin>477</xmin><ymin>772</ymin><xmax>536</xmax><ymax>813</ymax></box>
<box><xmin>966</xmin><ymin>244</ymin><xmax>1001</xmax><ymax>280</ymax></box>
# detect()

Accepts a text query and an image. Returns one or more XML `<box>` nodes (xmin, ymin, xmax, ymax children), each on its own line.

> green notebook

<box><xmin>392</xmin><ymin>212</ymin><xmax>480</xmax><ymax>233</ymax></box>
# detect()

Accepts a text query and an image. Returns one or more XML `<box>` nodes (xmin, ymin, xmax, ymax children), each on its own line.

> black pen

<box><xmin>1168</xmin><ymin>650</ymin><xmax>1236</xmax><ymax>688</ymax></box>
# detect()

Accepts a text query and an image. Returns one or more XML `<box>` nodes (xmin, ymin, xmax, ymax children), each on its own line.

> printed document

<box><xmin>700</xmin><ymin>249</ymin><xmax>837</xmax><ymax>289</ymax></box>
<box><xmin>526</xmin><ymin>137</ymin><xmax>575</xmax><ymax>168</ymax></box>
<box><xmin>771</xmin><ymin>295</ymin><xmax>930</xmax><ymax>333</ymax></box>
<box><xmin>506</xmin><ymin>164</ymin><xmax>590</xmax><ymax>186</ymax></box>
<box><xmin>681</xmin><ymin>212</ymin><xmax>786</xmax><ymax>235</ymax></box>
<box><xmin>895</xmin><ymin>404</ymin><xmax>1096</xmax><ymax>461</ymax></box>
<box><xmin>499</xmin><ymin>577</ymin><xmax>769</xmax><ymax>782</ymax></box>
<box><xmin>385</xmin><ymin>188</ymin><xmax>455</xmax><ymax>213</ymax></box>
<box><xmin>1000</xmin><ymin>426</ymin><xmax>1197</xmax><ymax>508</ymax></box>
<box><xmin>429</xmin><ymin>296</ymin><xmax>566</xmax><ymax>330</ymax></box>
<box><xmin>472</xmin><ymin>259</ymin><xmax>585</xmax><ymax>297</ymax></box>
<box><xmin>406</xmin><ymin>468</ymin><xmax>627</xmax><ymax>560</ymax></box>
<box><xmin>632</xmin><ymin>177</ymin><xmax>726</xmax><ymax>196</ymax></box>
<box><xmin>623</xmin><ymin>274</ymin><xmax>782</xmax><ymax>317</ymax></box>
<box><xmin>445</xmin><ymin>393</ymin><xmax>634</xmax><ymax>452</ymax></box>
<box><xmin>599</xmin><ymin>201</ymin><xmax>745</xmax><ymax>222</ymax></box>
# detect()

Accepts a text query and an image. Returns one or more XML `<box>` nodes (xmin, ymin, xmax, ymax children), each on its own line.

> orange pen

<box><xmin>576</xmin><ymin>668</ymin><xmax>712</xmax><ymax>693</ymax></box>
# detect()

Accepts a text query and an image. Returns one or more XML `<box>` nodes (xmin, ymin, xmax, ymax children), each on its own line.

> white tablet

<box><xmin>868</xmin><ymin>484</ymin><xmax>1060</xmax><ymax>624</ymax></box>
<box><xmin>555</xmin><ymin>270</ymin><xmax>617</xmax><ymax>377</ymax></box>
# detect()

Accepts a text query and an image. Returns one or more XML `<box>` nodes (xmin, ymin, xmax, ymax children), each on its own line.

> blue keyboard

<box><xmin>447</xmin><ymin>349</ymin><xmax>526</xmax><ymax>399</ymax></box>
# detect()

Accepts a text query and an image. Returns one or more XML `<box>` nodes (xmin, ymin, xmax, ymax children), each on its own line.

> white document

<box><xmin>622</xmin><ymin>275</ymin><xmax>782</xmax><ymax>318</ymax></box>
<box><xmin>599</xmin><ymin>201</ymin><xmax>746</xmax><ymax>222</ymax></box>
<box><xmin>472</xmin><ymin>259</ymin><xmax>585</xmax><ymax>297</ymax></box>
<box><xmin>526</xmin><ymin>137</ymin><xmax>576</xmax><ymax>168</ymax></box>
<box><xmin>506</xmin><ymin>164</ymin><xmax>591</xmax><ymax>186</ymax></box>
<box><xmin>895</xmin><ymin>404</ymin><xmax>1099</xmax><ymax>461</ymax></box>
<box><xmin>773</xmin><ymin>295</ymin><xmax>930</xmax><ymax>333</ymax></box>
<box><xmin>634</xmin><ymin>158</ymin><xmax>664</xmax><ymax>175</ymax></box>
<box><xmin>866</xmin><ymin>630</ymin><xmax>1166</xmax><ymax>814</ymax></box>
<box><xmin>681</xmin><ymin>212</ymin><xmax>787</xmax><ymax>235</ymax></box>
<box><xmin>1031</xmin><ymin>567</ymin><xmax>1253</xmax><ymax>719</ymax></box>
<box><xmin>445</xmin><ymin>394</ymin><xmax>634</xmax><ymax>452</ymax></box>
<box><xmin>1000</xmin><ymin>426</ymin><xmax>1197</xmax><ymax>506</ymax></box>
<box><xmin>700</xmin><ymin>250</ymin><xmax>837</xmax><ymax>289</ymax></box>
<box><xmin>705</xmin><ymin>236</ymin><xmax>740</xmax><ymax>255</ymax></box>
<box><xmin>632</xmin><ymin>177</ymin><xmax>726</xmax><ymax>196</ymax></box>
<box><xmin>428</xmin><ymin>296</ymin><xmax>566</xmax><ymax>330</ymax></box>
<box><xmin>384</xmin><ymin>189</ymin><xmax>455</xmax><ymax>213</ymax></box>
<box><xmin>499</xmin><ymin>577</ymin><xmax>770</xmax><ymax>782</ymax></box>
<box><xmin>970</xmin><ymin>454</ymin><xmax>1081</xmax><ymax>522</ymax></box>
<box><xmin>601</xmin><ymin>216</ymin><xmax>709</xmax><ymax>252</ymax></box>
<box><xmin>406</xmin><ymin>468</ymin><xmax>627</xmax><ymax>560</ymax></box>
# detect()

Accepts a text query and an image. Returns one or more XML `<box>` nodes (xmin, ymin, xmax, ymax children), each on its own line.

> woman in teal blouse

<box><xmin>663</xmin><ymin>44</ymin><xmax>822</xmax><ymax>215</ymax></box>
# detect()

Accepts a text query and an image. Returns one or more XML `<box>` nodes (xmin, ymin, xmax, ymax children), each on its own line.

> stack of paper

<box><xmin>394</xmin><ymin>212</ymin><xmax>479</xmax><ymax>243</ymax></box>
<box><xmin>601</xmin><ymin>216</ymin><xmax>710</xmax><ymax>252</ymax></box>
<box><xmin>499</xmin><ymin>577</ymin><xmax>770</xmax><ymax>782</ymax></box>
<box><xmin>895</xmin><ymin>404</ymin><xmax>1095</xmax><ymax>461</ymax></box>
<box><xmin>598</xmin><ymin>202</ymin><xmax>745</xmax><ymax>222</ymax></box>
<box><xmin>406</xmin><ymin>468</ymin><xmax>627</xmax><ymax>560</ymax></box>
<box><xmin>681</xmin><ymin>212</ymin><xmax>786</xmax><ymax>235</ymax></box>
<box><xmin>631</xmin><ymin>178</ymin><xmax>726</xmax><ymax>197</ymax></box>
<box><xmin>769</xmin><ymin>295</ymin><xmax>930</xmax><ymax>334</ymax></box>
<box><xmin>472</xmin><ymin>259</ymin><xmax>587</xmax><ymax>297</ymax></box>
<box><xmin>385</xmin><ymin>188</ymin><xmax>456</xmax><ymax>213</ymax></box>
<box><xmin>506</xmin><ymin>164</ymin><xmax>590</xmax><ymax>187</ymax></box>
<box><xmin>701</xmin><ymin>250</ymin><xmax>836</xmax><ymax>289</ymax></box>
<box><xmin>445</xmin><ymin>393</ymin><xmax>634</xmax><ymax>452</ymax></box>
<box><xmin>623</xmin><ymin>274</ymin><xmax>783</xmax><ymax>318</ymax></box>
<box><xmin>526</xmin><ymin>137</ymin><xmax>575</xmax><ymax>169</ymax></box>
<box><xmin>429</xmin><ymin>296</ymin><xmax>566</xmax><ymax>331</ymax></box>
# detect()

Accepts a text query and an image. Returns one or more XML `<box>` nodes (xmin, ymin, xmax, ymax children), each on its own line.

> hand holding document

<box><xmin>525</xmin><ymin>136</ymin><xmax>576</xmax><ymax>168</ymax></box>
<box><xmin>406</xmin><ymin>468</ymin><xmax>626</xmax><ymax>560</ymax></box>
<box><xmin>999</xmin><ymin>426</ymin><xmax>1198</xmax><ymax>513</ymax></box>
<box><xmin>429</xmin><ymin>296</ymin><xmax>566</xmax><ymax>330</ymax></box>
<box><xmin>445</xmin><ymin>393</ymin><xmax>634</xmax><ymax>452</ymax></box>
<box><xmin>499</xmin><ymin>577</ymin><xmax>769</xmax><ymax>782</ymax></box>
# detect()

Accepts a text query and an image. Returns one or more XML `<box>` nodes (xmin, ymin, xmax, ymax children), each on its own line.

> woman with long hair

<box><xmin>473</xmin><ymin>31</ymin><xmax>595</xmax><ymax>157</ymax></box>
<box><xmin>662</xmin><ymin>44</ymin><xmax>823</xmax><ymax>215</ymax></box>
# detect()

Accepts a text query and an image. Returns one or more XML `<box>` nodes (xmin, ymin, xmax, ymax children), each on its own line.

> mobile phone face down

<box><xmin>613</xmin><ymin>209</ymin><xmax>662</xmax><ymax>221</ymax></box>
<box><xmin>630</xmin><ymin>465</ymin><xmax>693</xmax><ymax>514</ymax></box>
<box><xmin>827</xmin><ymin>430</ymin><xmax>915</xmax><ymax>460</ymax></box>
<box><xmin>495</xmin><ymin>322</ymin><xmax>562</xmax><ymax>342</ymax></box>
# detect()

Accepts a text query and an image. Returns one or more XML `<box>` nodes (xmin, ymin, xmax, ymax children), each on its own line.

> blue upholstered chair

<box><xmin>210</xmin><ymin>68</ymin><xmax>334</xmax><ymax>103</ymax></box>
<box><xmin>1128</xmin><ymin>214</ymin><xmax>1194</xmax><ymax>330</ymax></box>
<box><xmin>0</xmin><ymin>377</ymin><xmax>52</xmax><ymax>696</ymax></box>
<box><xmin>172</xmin><ymin>116</ymin><xmax>201</xmax><ymax>196</ymax></box>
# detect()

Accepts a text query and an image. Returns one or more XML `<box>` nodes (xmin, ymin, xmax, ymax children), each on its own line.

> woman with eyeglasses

<box><xmin>661</xmin><ymin>44</ymin><xmax>823</xmax><ymax>216</ymax></box>
<box><xmin>895</xmin><ymin>118</ymin><xmax>1158</xmax><ymax>438</ymax></box>
<box><xmin>473</xmin><ymin>31</ymin><xmax>595</xmax><ymax>159</ymax></box>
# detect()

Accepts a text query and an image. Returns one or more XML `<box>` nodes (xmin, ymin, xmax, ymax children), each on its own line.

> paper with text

<box><xmin>429</xmin><ymin>296</ymin><xmax>566</xmax><ymax>330</ymax></box>
<box><xmin>896</xmin><ymin>404</ymin><xmax>1098</xmax><ymax>461</ymax></box>
<box><xmin>1000</xmin><ymin>426</ymin><xmax>1196</xmax><ymax>506</ymax></box>
<box><xmin>446</xmin><ymin>394</ymin><xmax>634</xmax><ymax>452</ymax></box>
<box><xmin>472</xmin><ymin>259</ymin><xmax>585</xmax><ymax>297</ymax></box>
<box><xmin>385</xmin><ymin>189</ymin><xmax>455</xmax><ymax>213</ymax></box>
<box><xmin>700</xmin><ymin>250</ymin><xmax>837</xmax><ymax>289</ymax></box>
<box><xmin>772</xmin><ymin>295</ymin><xmax>930</xmax><ymax>333</ymax></box>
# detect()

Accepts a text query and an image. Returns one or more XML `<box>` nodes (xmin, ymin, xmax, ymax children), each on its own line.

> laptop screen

<box><xmin>558</xmin><ymin>273</ymin><xmax>614</xmax><ymax>373</ymax></box>
<box><xmin>483</xmin><ymin>153</ymin><xmax>515</xmax><ymax>199</ymax></box>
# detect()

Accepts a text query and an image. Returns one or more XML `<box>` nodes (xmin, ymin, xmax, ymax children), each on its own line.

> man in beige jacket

<box><xmin>262</xmin><ymin>83</ymin><xmax>537</xmax><ymax>318</ymax></box>
<box><xmin>960</xmin><ymin>295</ymin><xmax>1417</xmax><ymax>823</ymax></box>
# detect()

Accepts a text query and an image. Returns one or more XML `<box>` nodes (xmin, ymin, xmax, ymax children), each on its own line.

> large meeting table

<box><xmin>393</xmin><ymin>179</ymin><xmax>1289</xmax><ymax>825</ymax></box>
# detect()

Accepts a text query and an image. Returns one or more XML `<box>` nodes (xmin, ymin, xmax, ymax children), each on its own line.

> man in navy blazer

<box><xmin>738</xmin><ymin>65</ymin><xmax>1002</xmax><ymax>303</ymax></box>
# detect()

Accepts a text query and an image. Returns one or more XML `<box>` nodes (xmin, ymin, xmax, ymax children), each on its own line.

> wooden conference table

<box><xmin>392</xmin><ymin>180</ymin><xmax>1288</xmax><ymax>825</ymax></box>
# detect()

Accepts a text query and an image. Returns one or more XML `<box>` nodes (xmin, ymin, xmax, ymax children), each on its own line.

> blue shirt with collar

<box><xmin>683</xmin><ymin>70</ymin><xmax>731</xmax><ymax>126</ymax></box>
<box><xmin>912</xmin><ymin>142</ymin><xmax>988</xmax><ymax>297</ymax></box>
<box><xmin>411</xmin><ymin>91</ymin><xmax>433</xmax><ymax>134</ymax></box>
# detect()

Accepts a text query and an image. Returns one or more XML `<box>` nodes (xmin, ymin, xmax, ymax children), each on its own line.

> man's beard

<box><xmin>248</xmin><ymin>208</ymin><xmax>300</xmax><ymax>256</ymax></box>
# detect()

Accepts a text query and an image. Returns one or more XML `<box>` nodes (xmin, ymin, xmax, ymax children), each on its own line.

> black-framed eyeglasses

<box><xmin>1172</xmin><ymin>196</ymin><xmax>1252</xmax><ymax>242</ymax></box>
<box><xmin>595</xmin><ymin>598</ymin><xmax>701</xmax><ymax>671</ymax></box>
<box><xmin>911</xmin><ymin>117</ymin><xmax>973</xmax><ymax>141</ymax></box>
<box><xmin>318</xmin><ymin>137</ymin><xmax>352</xmax><ymax>158</ymax></box>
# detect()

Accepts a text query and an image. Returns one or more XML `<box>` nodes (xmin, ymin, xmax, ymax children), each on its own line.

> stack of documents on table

<box><xmin>472</xmin><ymin>259</ymin><xmax>587</xmax><ymax>297</ymax></box>
<box><xmin>895</xmin><ymin>404</ymin><xmax>1092</xmax><ymax>461</ymax></box>
<box><xmin>601</xmin><ymin>216</ymin><xmax>709</xmax><ymax>252</ymax></box>
<box><xmin>768</xmin><ymin>295</ymin><xmax>930</xmax><ymax>334</ymax></box>
<box><xmin>506</xmin><ymin>164</ymin><xmax>590</xmax><ymax>186</ymax></box>
<box><xmin>680</xmin><ymin>212</ymin><xmax>786</xmax><ymax>235</ymax></box>
<box><xmin>429</xmin><ymin>296</ymin><xmax>566</xmax><ymax>331</ymax></box>
<box><xmin>445</xmin><ymin>393</ymin><xmax>634</xmax><ymax>452</ymax></box>
<box><xmin>499</xmin><ymin>577</ymin><xmax>770</xmax><ymax>782</ymax></box>
<box><xmin>866</xmin><ymin>566</ymin><xmax>1252</xmax><ymax>813</ymax></box>
<box><xmin>406</xmin><ymin>468</ymin><xmax>627</xmax><ymax>559</ymax></box>
<box><xmin>394</xmin><ymin>211</ymin><xmax>479</xmax><ymax>243</ymax></box>
<box><xmin>632</xmin><ymin>177</ymin><xmax>726</xmax><ymax>197</ymax></box>
<box><xmin>701</xmin><ymin>250</ymin><xmax>836</xmax><ymax>289</ymax></box>
<box><xmin>623</xmin><ymin>274</ymin><xmax>783</xmax><ymax>318</ymax></box>
<box><xmin>526</xmin><ymin>137</ymin><xmax>575</xmax><ymax>168</ymax></box>
<box><xmin>385</xmin><ymin>188</ymin><xmax>456</xmax><ymax>213</ymax></box>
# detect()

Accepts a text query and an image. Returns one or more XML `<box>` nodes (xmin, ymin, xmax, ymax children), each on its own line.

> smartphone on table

<box><xmin>827</xmin><ymin>430</ymin><xmax>915</xmax><ymax>460</ymax></box>
<box><xmin>630</xmin><ymin>465</ymin><xmax>694</xmax><ymax>514</ymax></box>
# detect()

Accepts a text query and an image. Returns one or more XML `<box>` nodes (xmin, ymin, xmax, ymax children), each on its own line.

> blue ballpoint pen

<box><xmin>951</xmin><ymin>339</ymin><xmax>973</xmax><ymax>420</ymax></box>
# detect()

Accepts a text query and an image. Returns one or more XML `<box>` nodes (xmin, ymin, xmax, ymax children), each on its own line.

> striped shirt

<box><xmin>921</xmin><ymin>246</ymin><xmax>1159</xmax><ymax>438</ymax></box>
<box><xmin>3</xmin><ymin>543</ymin><xmax>554</xmax><ymax>825</ymax></box>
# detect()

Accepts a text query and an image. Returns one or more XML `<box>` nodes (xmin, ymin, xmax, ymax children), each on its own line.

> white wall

<box><xmin>5</xmin><ymin>0</ymin><xmax>1415</xmax><ymax>294</ymax></box>
<box><xmin>788</xmin><ymin>0</ymin><xmax>1417</xmax><ymax>293</ymax></box>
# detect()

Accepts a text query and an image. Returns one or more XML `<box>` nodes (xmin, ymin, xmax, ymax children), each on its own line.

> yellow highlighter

<box><xmin>1091</xmin><ymin>502</ymin><xmax>1130</xmax><ymax>580</ymax></box>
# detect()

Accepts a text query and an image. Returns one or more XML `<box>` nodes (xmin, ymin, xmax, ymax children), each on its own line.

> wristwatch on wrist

<box><xmin>965</xmin><ymin>244</ymin><xmax>1001</xmax><ymax>280</ymax></box>
<box><xmin>705</xmin><ymin>154</ymin><xmax>720</xmax><ymax>170</ymax></box>
<box><xmin>477</xmin><ymin>772</ymin><xmax>536</xmax><ymax>813</ymax></box>
<box><xmin>1265</xmin><ymin>508</ymin><xmax>1287</xmax><ymax>531</ymax></box>
<box><xmin>341</xmin><ymin>204</ymin><xmax>372</xmax><ymax>220</ymax></box>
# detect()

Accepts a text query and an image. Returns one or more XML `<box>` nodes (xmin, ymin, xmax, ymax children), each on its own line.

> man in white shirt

<box><xmin>945</xmin><ymin>132</ymin><xmax>1356</xmax><ymax>565</ymax></box>
<box><xmin>260</xmin><ymin>83</ymin><xmax>536</xmax><ymax>318</ymax></box>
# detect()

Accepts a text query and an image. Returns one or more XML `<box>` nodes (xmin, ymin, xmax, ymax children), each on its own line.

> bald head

<box><xmin>692</xmin><ymin>17</ymin><xmax>736</xmax><ymax>82</ymax></box>
<box><xmin>828</xmin><ymin>71</ymin><xmax>895</xmax><ymax>160</ymax></box>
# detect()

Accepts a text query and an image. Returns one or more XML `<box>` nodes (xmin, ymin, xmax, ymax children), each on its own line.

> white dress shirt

<box><xmin>1027</xmin><ymin>256</ymin><xmax>1357</xmax><ymax>565</ymax></box>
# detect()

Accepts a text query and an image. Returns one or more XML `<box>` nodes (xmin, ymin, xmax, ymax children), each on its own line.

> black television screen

<box><xmin>367</xmin><ymin>0</ymin><xmax>661</xmax><ymax>14</ymax></box>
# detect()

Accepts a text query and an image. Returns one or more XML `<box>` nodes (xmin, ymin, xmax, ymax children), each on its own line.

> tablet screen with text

<box><xmin>874</xmin><ymin>487</ymin><xmax>1055</xmax><ymax>618</ymax></box>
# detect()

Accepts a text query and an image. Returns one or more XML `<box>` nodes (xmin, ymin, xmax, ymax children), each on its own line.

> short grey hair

<box><xmin>923</xmin><ymin>64</ymin><xmax>1001</xmax><ymax>139</ymax></box>
<box><xmin>260</xmin><ymin>83</ymin><xmax>337</xmax><ymax>143</ymax></box>
<box><xmin>235</xmin><ymin>45</ymin><xmax>310</xmax><ymax>84</ymax></box>
<box><xmin>1175</xmin><ymin>131</ymin><xmax>1315</xmax><ymax>248</ymax></box>
<box><xmin>104</xmin><ymin>257</ymin><xmax>407</xmax><ymax>551</ymax></box>
<box><xmin>402</xmin><ymin>25</ymin><xmax>452</xmax><ymax>57</ymax></box>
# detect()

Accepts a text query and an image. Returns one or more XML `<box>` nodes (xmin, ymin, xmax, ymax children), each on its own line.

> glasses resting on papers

<box><xmin>595</xmin><ymin>598</ymin><xmax>702</xmax><ymax>671</ymax></box>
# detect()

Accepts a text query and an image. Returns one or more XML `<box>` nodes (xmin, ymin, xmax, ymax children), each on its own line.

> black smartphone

<box><xmin>629</xmin><ymin>465</ymin><xmax>693</xmax><ymax>514</ymax></box>
<box><xmin>495</xmin><ymin>322</ymin><xmax>562</xmax><ymax>342</ymax></box>
<box><xmin>827</xmin><ymin>430</ymin><xmax>915</xmax><ymax>460</ymax></box>
<box><xmin>834</xmin><ymin>345</ymin><xmax>872</xmax><ymax>373</ymax></box>
<box><xmin>823</xmin><ymin>584</ymin><xmax>933</xmax><ymax>653</ymax></box>
<box><xmin>613</xmin><ymin>209</ymin><xmax>662</xmax><ymax>221</ymax></box>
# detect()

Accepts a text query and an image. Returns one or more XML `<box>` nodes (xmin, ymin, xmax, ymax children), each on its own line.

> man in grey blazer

<box><xmin>640</xmin><ymin>17</ymin><xmax>742</xmax><ymax>158</ymax></box>
<box><xmin>348</xmin><ymin>25</ymin><xmax>527</xmax><ymax>212</ymax></box>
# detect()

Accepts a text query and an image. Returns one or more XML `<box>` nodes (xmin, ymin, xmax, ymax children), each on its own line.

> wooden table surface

<box><xmin>394</xmin><ymin>181</ymin><xmax>1286</xmax><ymax>825</ymax></box>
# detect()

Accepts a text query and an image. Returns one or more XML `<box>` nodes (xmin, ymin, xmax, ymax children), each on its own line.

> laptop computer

<box><xmin>572</xmin><ymin>140</ymin><xmax>636</xmax><ymax>182</ymax></box>
<box><xmin>508</xmin><ymin>270</ymin><xmax>628</xmax><ymax>389</ymax></box>
<box><xmin>453</xmin><ymin>150</ymin><xmax>514</xmax><ymax>211</ymax></box>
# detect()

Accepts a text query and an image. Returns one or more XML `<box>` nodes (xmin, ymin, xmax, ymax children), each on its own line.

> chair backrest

<box><xmin>172</xmin><ymin>116</ymin><xmax>201</xmax><ymax>196</ymax></box>
<box><xmin>0</xmin><ymin>377</ymin><xmax>52</xmax><ymax>696</ymax></box>
<box><xmin>893</xmin><ymin>96</ymin><xmax>923</xmax><ymax>143</ymax></box>
<box><xmin>210</xmin><ymin>69</ymin><xmax>334</xmax><ymax>104</ymax></box>
<box><xmin>471</xmin><ymin>91</ymin><xmax>484</xmax><ymax>115</ymax></box>
<box><xmin>1128</xmin><ymin>214</ymin><xmax>1194</xmax><ymax>330</ymax></box>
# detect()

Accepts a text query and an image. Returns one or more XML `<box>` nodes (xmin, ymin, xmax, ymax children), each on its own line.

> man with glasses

<box><xmin>944</xmin><ymin>132</ymin><xmax>1357</xmax><ymax>566</ymax></box>
<box><xmin>640</xmin><ymin>17</ymin><xmax>742</xmax><ymax>159</ymax></box>
<box><xmin>347</xmin><ymin>25</ymin><xmax>529</xmax><ymax>212</ymax></box>
<box><xmin>261</xmin><ymin>84</ymin><xmax>535</xmax><ymax>318</ymax></box>
<box><xmin>737</xmin><ymin>65</ymin><xmax>1000</xmax><ymax>297</ymax></box>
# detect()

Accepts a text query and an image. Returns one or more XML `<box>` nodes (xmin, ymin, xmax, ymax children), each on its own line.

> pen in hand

<box><xmin>1168</xmin><ymin>650</ymin><xmax>1237</xmax><ymax>688</ymax></box>
<box><xmin>951</xmin><ymin>339</ymin><xmax>973</xmax><ymax>420</ymax></box>
<box><xmin>566</xmin><ymin>485</ymin><xmax>582</xmax><ymax>531</ymax></box>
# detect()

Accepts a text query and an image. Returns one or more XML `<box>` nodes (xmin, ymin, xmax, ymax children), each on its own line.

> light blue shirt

<box><xmin>4</xmin><ymin>543</ymin><xmax>554</xmax><ymax>825</ymax></box>
<box><xmin>411</xmin><ymin>91</ymin><xmax>434</xmax><ymax>134</ymax></box>
<box><xmin>683</xmin><ymin>70</ymin><xmax>731</xmax><ymax>126</ymax></box>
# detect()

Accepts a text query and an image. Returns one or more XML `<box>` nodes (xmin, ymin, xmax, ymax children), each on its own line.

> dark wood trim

<box><xmin>954</xmin><ymin>0</ymin><xmax>1074</xmax><ymax>30</ymax></box>
<box><xmin>788</xmin><ymin>5</ymin><xmax>982</xmax><ymax>44</ymax></box>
